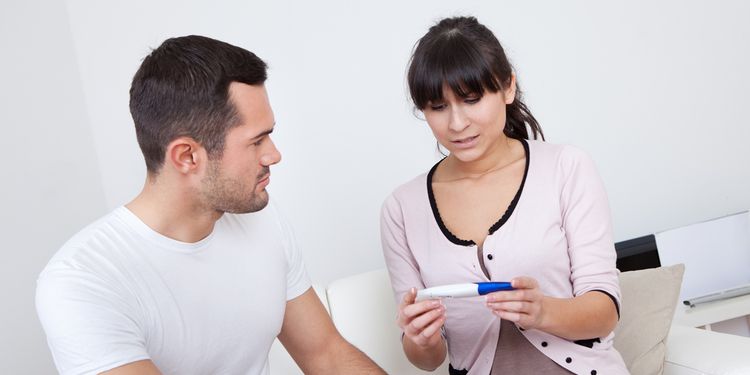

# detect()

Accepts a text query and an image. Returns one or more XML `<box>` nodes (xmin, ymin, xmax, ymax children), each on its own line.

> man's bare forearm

<box><xmin>309</xmin><ymin>336</ymin><xmax>385</xmax><ymax>374</ymax></box>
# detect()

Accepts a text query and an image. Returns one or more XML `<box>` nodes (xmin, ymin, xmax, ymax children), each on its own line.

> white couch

<box><xmin>270</xmin><ymin>269</ymin><xmax>750</xmax><ymax>374</ymax></box>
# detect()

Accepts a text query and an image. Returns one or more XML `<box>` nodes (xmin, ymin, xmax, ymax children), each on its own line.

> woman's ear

<box><xmin>504</xmin><ymin>74</ymin><xmax>517</xmax><ymax>105</ymax></box>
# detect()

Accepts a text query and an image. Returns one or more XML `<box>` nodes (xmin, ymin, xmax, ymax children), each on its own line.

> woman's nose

<box><xmin>448</xmin><ymin>106</ymin><xmax>470</xmax><ymax>132</ymax></box>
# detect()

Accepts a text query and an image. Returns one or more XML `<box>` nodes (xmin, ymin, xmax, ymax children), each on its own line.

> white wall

<box><xmin>0</xmin><ymin>1</ymin><xmax>107</xmax><ymax>373</ymax></box>
<box><xmin>64</xmin><ymin>0</ymin><xmax>750</xmax><ymax>285</ymax></box>
<box><xmin>3</xmin><ymin>0</ymin><xmax>750</xmax><ymax>372</ymax></box>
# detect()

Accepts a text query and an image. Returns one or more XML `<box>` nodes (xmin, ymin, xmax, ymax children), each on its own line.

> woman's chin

<box><xmin>447</xmin><ymin>148</ymin><xmax>484</xmax><ymax>163</ymax></box>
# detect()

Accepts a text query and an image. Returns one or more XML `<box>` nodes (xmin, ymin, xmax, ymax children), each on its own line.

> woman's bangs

<box><xmin>410</xmin><ymin>36</ymin><xmax>499</xmax><ymax>109</ymax></box>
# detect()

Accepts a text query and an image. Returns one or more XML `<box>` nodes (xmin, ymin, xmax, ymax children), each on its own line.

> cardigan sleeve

<box><xmin>558</xmin><ymin>146</ymin><xmax>621</xmax><ymax>310</ymax></box>
<box><xmin>380</xmin><ymin>193</ymin><xmax>426</xmax><ymax>306</ymax></box>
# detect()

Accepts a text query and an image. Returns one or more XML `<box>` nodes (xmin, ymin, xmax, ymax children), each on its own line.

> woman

<box><xmin>381</xmin><ymin>16</ymin><xmax>628</xmax><ymax>375</ymax></box>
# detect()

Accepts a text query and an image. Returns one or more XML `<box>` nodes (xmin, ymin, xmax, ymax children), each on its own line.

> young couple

<box><xmin>37</xmin><ymin>16</ymin><xmax>628</xmax><ymax>375</ymax></box>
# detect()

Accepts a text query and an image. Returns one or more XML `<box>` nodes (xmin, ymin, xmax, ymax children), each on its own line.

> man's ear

<box><xmin>504</xmin><ymin>74</ymin><xmax>517</xmax><ymax>105</ymax></box>
<box><xmin>166</xmin><ymin>137</ymin><xmax>204</xmax><ymax>175</ymax></box>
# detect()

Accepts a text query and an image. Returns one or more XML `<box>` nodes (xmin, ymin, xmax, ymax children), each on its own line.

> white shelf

<box><xmin>673</xmin><ymin>293</ymin><xmax>750</xmax><ymax>328</ymax></box>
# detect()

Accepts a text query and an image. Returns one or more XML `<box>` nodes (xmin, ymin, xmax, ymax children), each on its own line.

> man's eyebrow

<box><xmin>250</xmin><ymin>124</ymin><xmax>275</xmax><ymax>140</ymax></box>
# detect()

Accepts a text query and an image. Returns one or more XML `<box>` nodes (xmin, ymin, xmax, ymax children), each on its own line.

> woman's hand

<box><xmin>485</xmin><ymin>276</ymin><xmax>548</xmax><ymax>330</ymax></box>
<box><xmin>397</xmin><ymin>287</ymin><xmax>446</xmax><ymax>349</ymax></box>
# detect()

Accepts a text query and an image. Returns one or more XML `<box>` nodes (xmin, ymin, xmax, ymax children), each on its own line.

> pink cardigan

<box><xmin>381</xmin><ymin>140</ymin><xmax>628</xmax><ymax>375</ymax></box>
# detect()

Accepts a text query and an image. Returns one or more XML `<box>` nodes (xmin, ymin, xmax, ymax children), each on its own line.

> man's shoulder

<box><xmin>40</xmin><ymin>207</ymin><xmax>134</xmax><ymax>279</ymax></box>
<box><xmin>36</xmin><ymin>208</ymin><xmax>143</xmax><ymax>331</ymax></box>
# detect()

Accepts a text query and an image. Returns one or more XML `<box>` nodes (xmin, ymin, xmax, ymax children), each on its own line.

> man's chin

<box><xmin>214</xmin><ymin>193</ymin><xmax>269</xmax><ymax>215</ymax></box>
<box><xmin>238</xmin><ymin>194</ymin><xmax>270</xmax><ymax>214</ymax></box>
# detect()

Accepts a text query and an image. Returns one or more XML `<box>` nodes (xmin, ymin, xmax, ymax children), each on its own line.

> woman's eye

<box><xmin>465</xmin><ymin>97</ymin><xmax>480</xmax><ymax>104</ymax></box>
<box><xmin>429</xmin><ymin>103</ymin><xmax>446</xmax><ymax>111</ymax></box>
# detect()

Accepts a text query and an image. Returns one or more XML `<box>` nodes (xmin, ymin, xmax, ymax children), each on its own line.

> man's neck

<box><xmin>125</xmin><ymin>178</ymin><xmax>222</xmax><ymax>243</ymax></box>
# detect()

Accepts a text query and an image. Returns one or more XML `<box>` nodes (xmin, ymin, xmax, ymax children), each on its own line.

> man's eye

<box><xmin>253</xmin><ymin>138</ymin><xmax>264</xmax><ymax>146</ymax></box>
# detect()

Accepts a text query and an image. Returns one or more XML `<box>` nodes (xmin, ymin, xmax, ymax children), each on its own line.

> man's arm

<box><xmin>278</xmin><ymin>288</ymin><xmax>385</xmax><ymax>374</ymax></box>
<box><xmin>99</xmin><ymin>359</ymin><xmax>162</xmax><ymax>375</ymax></box>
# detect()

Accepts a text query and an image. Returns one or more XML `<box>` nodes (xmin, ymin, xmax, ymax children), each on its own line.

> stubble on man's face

<box><xmin>200</xmin><ymin>160</ymin><xmax>270</xmax><ymax>214</ymax></box>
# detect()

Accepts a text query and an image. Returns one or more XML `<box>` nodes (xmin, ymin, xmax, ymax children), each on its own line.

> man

<box><xmin>36</xmin><ymin>35</ymin><xmax>385</xmax><ymax>375</ymax></box>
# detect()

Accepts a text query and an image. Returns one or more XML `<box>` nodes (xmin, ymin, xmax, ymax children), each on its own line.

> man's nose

<box><xmin>260</xmin><ymin>139</ymin><xmax>281</xmax><ymax>166</ymax></box>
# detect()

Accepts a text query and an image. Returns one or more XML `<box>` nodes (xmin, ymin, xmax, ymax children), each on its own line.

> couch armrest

<box><xmin>664</xmin><ymin>325</ymin><xmax>750</xmax><ymax>375</ymax></box>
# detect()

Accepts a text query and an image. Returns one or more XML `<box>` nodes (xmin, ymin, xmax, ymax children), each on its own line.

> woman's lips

<box><xmin>451</xmin><ymin>135</ymin><xmax>479</xmax><ymax>149</ymax></box>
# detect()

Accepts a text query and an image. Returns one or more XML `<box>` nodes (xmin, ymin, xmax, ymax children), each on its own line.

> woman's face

<box><xmin>423</xmin><ymin>80</ymin><xmax>516</xmax><ymax>163</ymax></box>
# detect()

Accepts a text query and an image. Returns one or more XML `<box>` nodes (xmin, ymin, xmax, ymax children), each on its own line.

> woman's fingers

<box><xmin>400</xmin><ymin>287</ymin><xmax>417</xmax><ymax>307</ymax></box>
<box><xmin>407</xmin><ymin>304</ymin><xmax>445</xmax><ymax>333</ymax></box>
<box><xmin>402</xmin><ymin>299</ymin><xmax>442</xmax><ymax>319</ymax></box>
<box><xmin>486</xmin><ymin>277</ymin><xmax>541</xmax><ymax>303</ymax></box>
<box><xmin>405</xmin><ymin>307</ymin><xmax>446</xmax><ymax>347</ymax></box>
<box><xmin>486</xmin><ymin>290</ymin><xmax>527</xmax><ymax>302</ymax></box>
<box><xmin>495</xmin><ymin>310</ymin><xmax>524</xmax><ymax>323</ymax></box>
<box><xmin>400</xmin><ymin>300</ymin><xmax>442</xmax><ymax>333</ymax></box>
<box><xmin>400</xmin><ymin>288</ymin><xmax>441</xmax><ymax>318</ymax></box>
<box><xmin>511</xmin><ymin>276</ymin><xmax>538</xmax><ymax>290</ymax></box>
<box><xmin>483</xmin><ymin>277</ymin><xmax>546</xmax><ymax>329</ymax></box>
<box><xmin>487</xmin><ymin>300</ymin><xmax>532</xmax><ymax>313</ymax></box>
<box><xmin>398</xmin><ymin>287</ymin><xmax>445</xmax><ymax>335</ymax></box>
<box><xmin>397</xmin><ymin>287</ymin><xmax>446</xmax><ymax>346</ymax></box>
<box><xmin>419</xmin><ymin>314</ymin><xmax>446</xmax><ymax>341</ymax></box>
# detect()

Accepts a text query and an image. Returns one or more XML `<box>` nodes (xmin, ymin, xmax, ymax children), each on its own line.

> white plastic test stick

<box><xmin>415</xmin><ymin>282</ymin><xmax>513</xmax><ymax>301</ymax></box>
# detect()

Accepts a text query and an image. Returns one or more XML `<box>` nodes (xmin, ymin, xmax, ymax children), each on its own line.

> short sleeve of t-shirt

<box><xmin>270</xmin><ymin>201</ymin><xmax>312</xmax><ymax>301</ymax></box>
<box><xmin>35</xmin><ymin>262</ymin><xmax>150</xmax><ymax>375</ymax></box>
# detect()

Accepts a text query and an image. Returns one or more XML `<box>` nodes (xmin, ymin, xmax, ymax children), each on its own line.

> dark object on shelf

<box><xmin>615</xmin><ymin>234</ymin><xmax>661</xmax><ymax>272</ymax></box>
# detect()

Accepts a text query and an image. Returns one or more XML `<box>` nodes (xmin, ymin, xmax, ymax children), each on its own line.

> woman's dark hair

<box><xmin>129</xmin><ymin>35</ymin><xmax>268</xmax><ymax>174</ymax></box>
<box><xmin>407</xmin><ymin>16</ymin><xmax>544</xmax><ymax>141</ymax></box>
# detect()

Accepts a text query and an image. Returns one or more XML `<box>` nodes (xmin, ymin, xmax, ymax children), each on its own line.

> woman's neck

<box><xmin>443</xmin><ymin>137</ymin><xmax>522</xmax><ymax>181</ymax></box>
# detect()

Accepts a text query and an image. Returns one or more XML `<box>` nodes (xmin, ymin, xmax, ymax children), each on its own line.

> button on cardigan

<box><xmin>381</xmin><ymin>139</ymin><xmax>628</xmax><ymax>375</ymax></box>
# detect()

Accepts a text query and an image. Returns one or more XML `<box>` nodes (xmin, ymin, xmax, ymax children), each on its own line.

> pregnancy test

<box><xmin>415</xmin><ymin>282</ymin><xmax>514</xmax><ymax>301</ymax></box>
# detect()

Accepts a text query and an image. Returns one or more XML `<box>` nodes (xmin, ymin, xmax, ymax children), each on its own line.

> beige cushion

<box><xmin>613</xmin><ymin>264</ymin><xmax>685</xmax><ymax>375</ymax></box>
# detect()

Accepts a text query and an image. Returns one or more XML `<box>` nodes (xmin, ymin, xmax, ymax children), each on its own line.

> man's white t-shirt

<box><xmin>36</xmin><ymin>202</ymin><xmax>311</xmax><ymax>375</ymax></box>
